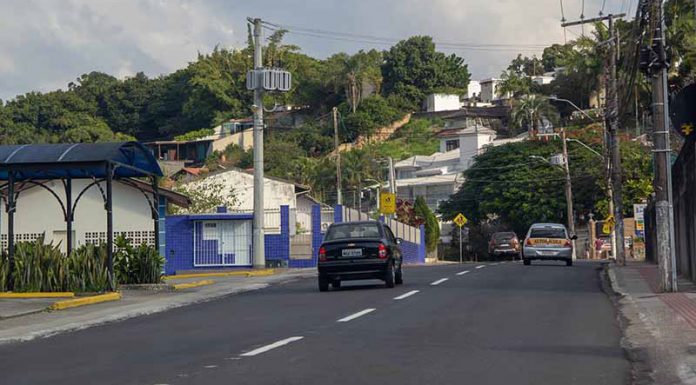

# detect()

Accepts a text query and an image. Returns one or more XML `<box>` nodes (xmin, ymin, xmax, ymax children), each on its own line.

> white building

<box><xmin>531</xmin><ymin>75</ymin><xmax>554</xmax><ymax>85</ymax></box>
<box><xmin>0</xmin><ymin>179</ymin><xmax>189</xmax><ymax>253</ymax></box>
<box><xmin>479</xmin><ymin>78</ymin><xmax>505</xmax><ymax>103</ymax></box>
<box><xmin>181</xmin><ymin>168</ymin><xmax>323</xmax><ymax>234</ymax></box>
<box><xmin>467</xmin><ymin>81</ymin><xmax>481</xmax><ymax>100</ymax></box>
<box><xmin>425</xmin><ymin>94</ymin><xmax>461</xmax><ymax>112</ymax></box>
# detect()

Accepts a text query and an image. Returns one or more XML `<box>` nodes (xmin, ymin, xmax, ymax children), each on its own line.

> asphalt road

<box><xmin>0</xmin><ymin>261</ymin><xmax>629</xmax><ymax>385</ymax></box>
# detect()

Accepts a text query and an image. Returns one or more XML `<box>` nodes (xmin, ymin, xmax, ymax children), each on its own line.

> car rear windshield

<box><xmin>325</xmin><ymin>223</ymin><xmax>381</xmax><ymax>241</ymax></box>
<box><xmin>493</xmin><ymin>232</ymin><xmax>516</xmax><ymax>241</ymax></box>
<box><xmin>529</xmin><ymin>228</ymin><xmax>567</xmax><ymax>239</ymax></box>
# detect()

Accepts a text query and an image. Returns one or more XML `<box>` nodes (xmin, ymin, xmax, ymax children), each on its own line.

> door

<box><xmin>193</xmin><ymin>220</ymin><xmax>252</xmax><ymax>267</ymax></box>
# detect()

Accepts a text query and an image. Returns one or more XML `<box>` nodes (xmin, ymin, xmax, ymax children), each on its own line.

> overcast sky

<box><xmin>0</xmin><ymin>0</ymin><xmax>634</xmax><ymax>101</ymax></box>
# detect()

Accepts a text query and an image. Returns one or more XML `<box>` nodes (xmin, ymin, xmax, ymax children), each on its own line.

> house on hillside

<box><xmin>425</xmin><ymin>94</ymin><xmax>461</xmax><ymax>112</ymax></box>
<box><xmin>145</xmin><ymin>139</ymin><xmax>213</xmax><ymax>165</ymax></box>
<box><xmin>0</xmin><ymin>179</ymin><xmax>190</xmax><ymax>254</ymax></box>
<box><xmin>393</xmin><ymin>124</ymin><xmax>527</xmax><ymax>211</ymax></box>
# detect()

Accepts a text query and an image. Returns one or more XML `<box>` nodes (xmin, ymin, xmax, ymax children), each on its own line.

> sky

<box><xmin>0</xmin><ymin>0</ymin><xmax>636</xmax><ymax>101</ymax></box>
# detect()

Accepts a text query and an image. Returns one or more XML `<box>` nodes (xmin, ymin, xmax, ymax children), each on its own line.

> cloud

<box><xmin>0</xmin><ymin>0</ymin><xmax>625</xmax><ymax>101</ymax></box>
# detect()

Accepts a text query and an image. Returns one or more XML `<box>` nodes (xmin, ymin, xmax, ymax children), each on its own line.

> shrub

<box><xmin>114</xmin><ymin>236</ymin><xmax>165</xmax><ymax>285</ymax></box>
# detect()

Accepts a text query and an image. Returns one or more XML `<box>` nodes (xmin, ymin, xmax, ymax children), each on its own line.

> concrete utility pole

<box><xmin>562</xmin><ymin>13</ymin><xmax>626</xmax><ymax>264</ymax></box>
<box><xmin>650</xmin><ymin>0</ymin><xmax>678</xmax><ymax>291</ymax></box>
<box><xmin>252</xmin><ymin>18</ymin><xmax>265</xmax><ymax>268</ymax></box>
<box><xmin>561</xmin><ymin>128</ymin><xmax>577</xmax><ymax>260</ymax></box>
<box><xmin>608</xmin><ymin>15</ymin><xmax>626</xmax><ymax>265</ymax></box>
<box><xmin>333</xmin><ymin>107</ymin><xmax>342</xmax><ymax>205</ymax></box>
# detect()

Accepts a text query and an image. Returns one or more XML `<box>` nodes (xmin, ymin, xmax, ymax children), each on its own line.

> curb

<box><xmin>49</xmin><ymin>292</ymin><xmax>122</xmax><ymax>311</ymax></box>
<box><xmin>164</xmin><ymin>269</ymin><xmax>276</xmax><ymax>280</ymax></box>
<box><xmin>172</xmin><ymin>280</ymin><xmax>216</xmax><ymax>290</ymax></box>
<box><xmin>0</xmin><ymin>292</ymin><xmax>75</xmax><ymax>299</ymax></box>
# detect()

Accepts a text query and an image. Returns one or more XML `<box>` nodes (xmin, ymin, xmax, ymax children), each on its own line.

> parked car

<box><xmin>522</xmin><ymin>223</ymin><xmax>577</xmax><ymax>266</ymax></box>
<box><xmin>317</xmin><ymin>221</ymin><xmax>403</xmax><ymax>291</ymax></box>
<box><xmin>488</xmin><ymin>231</ymin><xmax>521</xmax><ymax>260</ymax></box>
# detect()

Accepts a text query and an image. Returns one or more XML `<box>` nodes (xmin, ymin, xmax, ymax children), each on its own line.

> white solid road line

<box><xmin>431</xmin><ymin>278</ymin><xmax>449</xmax><ymax>286</ymax></box>
<box><xmin>476</xmin><ymin>265</ymin><xmax>486</xmax><ymax>269</ymax></box>
<box><xmin>240</xmin><ymin>336</ymin><xmax>304</xmax><ymax>357</ymax></box>
<box><xmin>456</xmin><ymin>270</ymin><xmax>470</xmax><ymax>276</ymax></box>
<box><xmin>394</xmin><ymin>290</ymin><xmax>420</xmax><ymax>300</ymax></box>
<box><xmin>337</xmin><ymin>308</ymin><xmax>376</xmax><ymax>322</ymax></box>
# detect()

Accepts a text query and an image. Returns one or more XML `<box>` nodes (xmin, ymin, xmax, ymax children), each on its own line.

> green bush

<box><xmin>114</xmin><ymin>236</ymin><xmax>165</xmax><ymax>285</ymax></box>
<box><xmin>174</xmin><ymin>128</ymin><xmax>215</xmax><ymax>141</ymax></box>
<box><xmin>0</xmin><ymin>236</ymin><xmax>164</xmax><ymax>292</ymax></box>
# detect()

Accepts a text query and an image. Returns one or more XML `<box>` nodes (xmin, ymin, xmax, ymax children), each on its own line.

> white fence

<box><xmin>228</xmin><ymin>209</ymin><xmax>282</xmax><ymax>234</ymax></box>
<box><xmin>341</xmin><ymin>206</ymin><xmax>420</xmax><ymax>244</ymax></box>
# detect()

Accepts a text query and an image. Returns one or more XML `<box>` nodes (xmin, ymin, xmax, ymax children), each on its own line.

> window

<box><xmin>445</xmin><ymin>139</ymin><xmax>460</xmax><ymax>151</ymax></box>
<box><xmin>529</xmin><ymin>227</ymin><xmax>567</xmax><ymax>239</ymax></box>
<box><xmin>325</xmin><ymin>223</ymin><xmax>382</xmax><ymax>241</ymax></box>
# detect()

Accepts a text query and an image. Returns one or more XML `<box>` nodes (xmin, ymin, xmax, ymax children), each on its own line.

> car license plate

<box><xmin>342</xmin><ymin>248</ymin><xmax>362</xmax><ymax>257</ymax></box>
<box><xmin>500</xmin><ymin>243</ymin><xmax>510</xmax><ymax>247</ymax></box>
<box><xmin>539</xmin><ymin>250</ymin><xmax>556</xmax><ymax>256</ymax></box>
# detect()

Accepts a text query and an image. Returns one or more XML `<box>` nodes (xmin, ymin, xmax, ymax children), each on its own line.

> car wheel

<box><xmin>385</xmin><ymin>262</ymin><xmax>396</xmax><ymax>288</ymax></box>
<box><xmin>566</xmin><ymin>259</ymin><xmax>573</xmax><ymax>267</ymax></box>
<box><xmin>395</xmin><ymin>264</ymin><xmax>403</xmax><ymax>285</ymax></box>
<box><xmin>318</xmin><ymin>275</ymin><xmax>329</xmax><ymax>292</ymax></box>
<box><xmin>523</xmin><ymin>258</ymin><xmax>531</xmax><ymax>266</ymax></box>
<box><xmin>331</xmin><ymin>280</ymin><xmax>341</xmax><ymax>289</ymax></box>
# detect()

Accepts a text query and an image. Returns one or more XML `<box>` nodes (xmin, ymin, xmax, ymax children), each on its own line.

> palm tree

<box><xmin>497</xmin><ymin>69</ymin><xmax>532</xmax><ymax>100</ymax></box>
<box><xmin>511</xmin><ymin>94</ymin><xmax>559</xmax><ymax>139</ymax></box>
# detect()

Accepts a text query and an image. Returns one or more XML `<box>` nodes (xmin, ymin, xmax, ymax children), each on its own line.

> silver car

<box><xmin>522</xmin><ymin>223</ymin><xmax>576</xmax><ymax>266</ymax></box>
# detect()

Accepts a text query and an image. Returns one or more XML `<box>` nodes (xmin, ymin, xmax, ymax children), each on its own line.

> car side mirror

<box><xmin>571</xmin><ymin>235</ymin><xmax>578</xmax><ymax>240</ymax></box>
<box><xmin>396</xmin><ymin>238</ymin><xmax>403</xmax><ymax>245</ymax></box>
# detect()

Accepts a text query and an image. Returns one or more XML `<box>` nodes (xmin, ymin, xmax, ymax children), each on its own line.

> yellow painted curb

<box><xmin>50</xmin><ymin>292</ymin><xmax>121</xmax><ymax>310</ymax></box>
<box><xmin>164</xmin><ymin>269</ymin><xmax>276</xmax><ymax>280</ymax></box>
<box><xmin>172</xmin><ymin>279</ymin><xmax>216</xmax><ymax>290</ymax></box>
<box><xmin>0</xmin><ymin>292</ymin><xmax>75</xmax><ymax>299</ymax></box>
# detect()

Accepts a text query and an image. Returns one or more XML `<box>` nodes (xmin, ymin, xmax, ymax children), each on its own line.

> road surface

<box><xmin>0</xmin><ymin>261</ymin><xmax>628</xmax><ymax>385</ymax></box>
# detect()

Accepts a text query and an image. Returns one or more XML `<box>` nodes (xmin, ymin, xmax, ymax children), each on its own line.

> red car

<box><xmin>488</xmin><ymin>232</ymin><xmax>521</xmax><ymax>260</ymax></box>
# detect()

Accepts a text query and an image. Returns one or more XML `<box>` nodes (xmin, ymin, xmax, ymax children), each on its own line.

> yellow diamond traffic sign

<box><xmin>453</xmin><ymin>213</ymin><xmax>468</xmax><ymax>227</ymax></box>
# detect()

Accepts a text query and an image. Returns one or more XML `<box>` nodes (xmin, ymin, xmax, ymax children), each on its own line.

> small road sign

<box><xmin>379</xmin><ymin>192</ymin><xmax>396</xmax><ymax>215</ymax></box>
<box><xmin>453</xmin><ymin>213</ymin><xmax>468</xmax><ymax>228</ymax></box>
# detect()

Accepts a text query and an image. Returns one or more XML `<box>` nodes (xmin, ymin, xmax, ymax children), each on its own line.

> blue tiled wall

<box><xmin>164</xmin><ymin>206</ymin><xmax>290</xmax><ymax>274</ymax></box>
<box><xmin>265</xmin><ymin>205</ymin><xmax>290</xmax><ymax>265</ymax></box>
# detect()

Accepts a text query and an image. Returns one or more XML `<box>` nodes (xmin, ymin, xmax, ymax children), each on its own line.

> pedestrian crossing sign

<box><xmin>453</xmin><ymin>213</ymin><xmax>468</xmax><ymax>227</ymax></box>
<box><xmin>379</xmin><ymin>192</ymin><xmax>396</xmax><ymax>215</ymax></box>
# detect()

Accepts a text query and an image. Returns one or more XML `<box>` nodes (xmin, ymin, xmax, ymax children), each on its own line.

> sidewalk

<box><xmin>0</xmin><ymin>268</ymin><xmax>315</xmax><ymax>345</ymax></box>
<box><xmin>607</xmin><ymin>261</ymin><xmax>696</xmax><ymax>385</ymax></box>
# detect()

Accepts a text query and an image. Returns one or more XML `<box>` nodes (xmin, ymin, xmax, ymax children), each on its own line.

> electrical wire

<box><xmin>261</xmin><ymin>20</ymin><xmax>554</xmax><ymax>52</ymax></box>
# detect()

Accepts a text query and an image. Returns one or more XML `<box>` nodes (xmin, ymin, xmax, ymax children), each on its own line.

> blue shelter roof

<box><xmin>0</xmin><ymin>142</ymin><xmax>163</xmax><ymax>181</ymax></box>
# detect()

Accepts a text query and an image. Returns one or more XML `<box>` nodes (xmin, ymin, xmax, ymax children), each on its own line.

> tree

<box><xmin>507</xmin><ymin>54</ymin><xmax>543</xmax><ymax>76</ymax></box>
<box><xmin>497</xmin><ymin>69</ymin><xmax>533</xmax><ymax>98</ymax></box>
<box><xmin>414</xmin><ymin>196</ymin><xmax>440</xmax><ymax>253</ymax></box>
<box><xmin>510</xmin><ymin>94</ymin><xmax>558</xmax><ymax>138</ymax></box>
<box><xmin>172</xmin><ymin>180</ymin><xmax>238</xmax><ymax>214</ymax></box>
<box><xmin>541</xmin><ymin>44</ymin><xmax>574</xmax><ymax>72</ymax></box>
<box><xmin>382</xmin><ymin>36</ymin><xmax>470</xmax><ymax>108</ymax></box>
<box><xmin>326</xmin><ymin>50</ymin><xmax>383</xmax><ymax>113</ymax></box>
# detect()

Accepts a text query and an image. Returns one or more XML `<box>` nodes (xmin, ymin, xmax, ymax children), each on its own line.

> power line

<box><xmin>261</xmin><ymin>20</ymin><xmax>555</xmax><ymax>52</ymax></box>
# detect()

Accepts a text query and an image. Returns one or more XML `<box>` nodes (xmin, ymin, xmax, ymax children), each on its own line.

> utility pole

<box><xmin>561</xmin><ymin>128</ymin><xmax>577</xmax><ymax>260</ymax></box>
<box><xmin>252</xmin><ymin>18</ymin><xmax>265</xmax><ymax>269</ymax></box>
<box><xmin>562</xmin><ymin>13</ymin><xmax>626</xmax><ymax>264</ymax></box>
<box><xmin>608</xmin><ymin>15</ymin><xmax>626</xmax><ymax>265</ymax></box>
<box><xmin>649</xmin><ymin>0</ymin><xmax>678</xmax><ymax>291</ymax></box>
<box><xmin>333</xmin><ymin>107</ymin><xmax>342</xmax><ymax>205</ymax></box>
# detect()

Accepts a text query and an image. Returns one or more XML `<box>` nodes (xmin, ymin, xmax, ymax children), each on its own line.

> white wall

<box><xmin>426</xmin><ymin>94</ymin><xmax>461</xmax><ymax>112</ymax></box>
<box><xmin>467</xmin><ymin>81</ymin><xmax>481</xmax><ymax>99</ymax></box>
<box><xmin>1</xmin><ymin>180</ymin><xmax>156</xmax><ymax>253</ymax></box>
<box><xmin>459</xmin><ymin>132</ymin><xmax>496</xmax><ymax>170</ymax></box>
<box><xmin>211</xmin><ymin>129</ymin><xmax>254</xmax><ymax>152</ymax></box>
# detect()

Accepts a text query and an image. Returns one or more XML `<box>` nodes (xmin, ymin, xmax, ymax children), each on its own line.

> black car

<box><xmin>317</xmin><ymin>221</ymin><xmax>403</xmax><ymax>291</ymax></box>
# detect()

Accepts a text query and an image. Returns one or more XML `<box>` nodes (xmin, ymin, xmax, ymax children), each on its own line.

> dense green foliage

<box><xmin>174</xmin><ymin>128</ymin><xmax>214</xmax><ymax>141</ymax></box>
<box><xmin>414</xmin><ymin>196</ymin><xmax>440</xmax><ymax>253</ymax></box>
<box><xmin>0</xmin><ymin>236</ymin><xmax>163</xmax><ymax>292</ymax></box>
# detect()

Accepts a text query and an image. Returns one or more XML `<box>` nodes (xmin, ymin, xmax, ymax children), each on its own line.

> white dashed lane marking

<box><xmin>456</xmin><ymin>270</ymin><xmax>470</xmax><ymax>276</ymax></box>
<box><xmin>337</xmin><ymin>308</ymin><xmax>376</xmax><ymax>322</ymax></box>
<box><xmin>431</xmin><ymin>278</ymin><xmax>449</xmax><ymax>286</ymax></box>
<box><xmin>394</xmin><ymin>290</ymin><xmax>419</xmax><ymax>300</ymax></box>
<box><xmin>476</xmin><ymin>265</ymin><xmax>486</xmax><ymax>269</ymax></box>
<box><xmin>240</xmin><ymin>336</ymin><xmax>304</xmax><ymax>357</ymax></box>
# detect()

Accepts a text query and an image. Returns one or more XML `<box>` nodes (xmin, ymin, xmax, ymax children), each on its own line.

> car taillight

<box><xmin>319</xmin><ymin>247</ymin><xmax>327</xmax><ymax>261</ymax></box>
<box><xmin>526</xmin><ymin>239</ymin><xmax>533</xmax><ymax>246</ymax></box>
<box><xmin>378</xmin><ymin>243</ymin><xmax>387</xmax><ymax>259</ymax></box>
<box><xmin>564</xmin><ymin>240</ymin><xmax>572</xmax><ymax>248</ymax></box>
